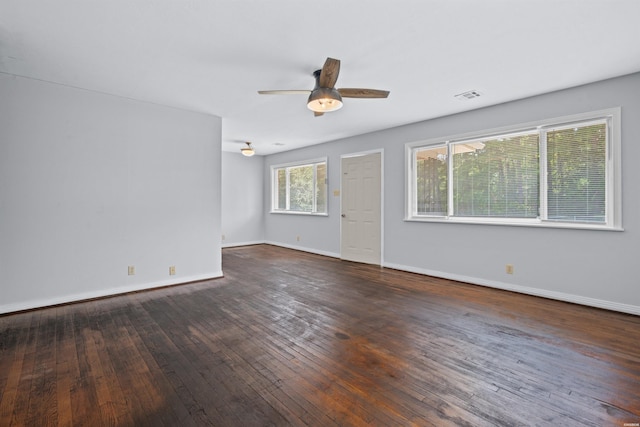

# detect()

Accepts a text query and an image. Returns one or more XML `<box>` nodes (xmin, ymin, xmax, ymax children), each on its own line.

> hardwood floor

<box><xmin>1</xmin><ymin>244</ymin><xmax>639</xmax><ymax>426</ymax></box>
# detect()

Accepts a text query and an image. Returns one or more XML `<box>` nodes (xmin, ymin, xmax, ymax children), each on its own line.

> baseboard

<box><xmin>263</xmin><ymin>241</ymin><xmax>341</xmax><ymax>259</ymax></box>
<box><xmin>222</xmin><ymin>240</ymin><xmax>265</xmax><ymax>248</ymax></box>
<box><xmin>383</xmin><ymin>262</ymin><xmax>640</xmax><ymax>316</ymax></box>
<box><xmin>0</xmin><ymin>272</ymin><xmax>224</xmax><ymax>315</ymax></box>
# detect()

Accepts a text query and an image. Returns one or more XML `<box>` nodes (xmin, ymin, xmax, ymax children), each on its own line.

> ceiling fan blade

<box><xmin>338</xmin><ymin>88</ymin><xmax>390</xmax><ymax>98</ymax></box>
<box><xmin>314</xmin><ymin>111</ymin><xmax>324</xmax><ymax>117</ymax></box>
<box><xmin>258</xmin><ymin>90</ymin><xmax>311</xmax><ymax>95</ymax></box>
<box><xmin>319</xmin><ymin>57</ymin><xmax>340</xmax><ymax>88</ymax></box>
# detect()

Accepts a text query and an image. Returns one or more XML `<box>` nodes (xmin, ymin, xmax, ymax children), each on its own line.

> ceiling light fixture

<box><xmin>306</xmin><ymin>68</ymin><xmax>344</xmax><ymax>113</ymax></box>
<box><xmin>307</xmin><ymin>87</ymin><xmax>343</xmax><ymax>113</ymax></box>
<box><xmin>241</xmin><ymin>142</ymin><xmax>255</xmax><ymax>157</ymax></box>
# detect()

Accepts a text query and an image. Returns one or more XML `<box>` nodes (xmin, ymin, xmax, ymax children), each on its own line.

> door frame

<box><xmin>340</xmin><ymin>149</ymin><xmax>384</xmax><ymax>266</ymax></box>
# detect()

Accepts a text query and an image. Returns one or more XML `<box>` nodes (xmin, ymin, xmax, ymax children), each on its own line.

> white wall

<box><xmin>221</xmin><ymin>152</ymin><xmax>264</xmax><ymax>247</ymax></box>
<box><xmin>0</xmin><ymin>74</ymin><xmax>222</xmax><ymax>313</ymax></box>
<box><xmin>263</xmin><ymin>72</ymin><xmax>640</xmax><ymax>315</ymax></box>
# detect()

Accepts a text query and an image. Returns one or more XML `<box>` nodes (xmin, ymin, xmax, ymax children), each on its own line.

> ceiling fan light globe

<box><xmin>307</xmin><ymin>88</ymin><xmax>343</xmax><ymax>113</ymax></box>
<box><xmin>241</xmin><ymin>142</ymin><xmax>255</xmax><ymax>157</ymax></box>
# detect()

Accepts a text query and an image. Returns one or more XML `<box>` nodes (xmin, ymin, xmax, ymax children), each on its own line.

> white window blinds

<box><xmin>451</xmin><ymin>132</ymin><xmax>539</xmax><ymax>218</ymax></box>
<box><xmin>545</xmin><ymin>121</ymin><xmax>607</xmax><ymax>224</ymax></box>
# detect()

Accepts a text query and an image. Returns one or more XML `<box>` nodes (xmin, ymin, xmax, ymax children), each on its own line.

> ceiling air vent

<box><xmin>454</xmin><ymin>90</ymin><xmax>481</xmax><ymax>101</ymax></box>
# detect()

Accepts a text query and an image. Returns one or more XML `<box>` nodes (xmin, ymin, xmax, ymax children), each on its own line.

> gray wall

<box><xmin>0</xmin><ymin>74</ymin><xmax>222</xmax><ymax>313</ymax></box>
<box><xmin>221</xmin><ymin>151</ymin><xmax>264</xmax><ymax>247</ymax></box>
<box><xmin>2</xmin><ymin>71</ymin><xmax>637</xmax><ymax>315</ymax></box>
<box><xmin>263</xmin><ymin>72</ymin><xmax>640</xmax><ymax>315</ymax></box>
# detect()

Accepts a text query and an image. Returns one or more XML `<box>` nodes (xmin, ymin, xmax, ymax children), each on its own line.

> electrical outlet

<box><xmin>506</xmin><ymin>264</ymin><xmax>514</xmax><ymax>274</ymax></box>
<box><xmin>169</xmin><ymin>266</ymin><xmax>176</xmax><ymax>275</ymax></box>
<box><xmin>296</xmin><ymin>235</ymin><xmax>300</xmax><ymax>242</ymax></box>
<box><xmin>128</xmin><ymin>265</ymin><xmax>135</xmax><ymax>276</ymax></box>
<box><xmin>222</xmin><ymin>234</ymin><xmax>226</xmax><ymax>241</ymax></box>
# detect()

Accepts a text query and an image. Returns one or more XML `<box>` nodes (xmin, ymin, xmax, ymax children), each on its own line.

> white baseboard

<box><xmin>263</xmin><ymin>241</ymin><xmax>341</xmax><ymax>259</ymax></box>
<box><xmin>223</xmin><ymin>240</ymin><xmax>342</xmax><ymax>260</ymax></box>
<box><xmin>0</xmin><ymin>272</ymin><xmax>224</xmax><ymax>315</ymax></box>
<box><xmin>8</xmin><ymin>246</ymin><xmax>635</xmax><ymax>317</ymax></box>
<box><xmin>222</xmin><ymin>240</ymin><xmax>265</xmax><ymax>248</ymax></box>
<box><xmin>383</xmin><ymin>261</ymin><xmax>640</xmax><ymax>316</ymax></box>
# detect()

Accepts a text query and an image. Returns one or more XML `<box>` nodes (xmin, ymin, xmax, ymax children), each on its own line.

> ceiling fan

<box><xmin>258</xmin><ymin>57</ymin><xmax>390</xmax><ymax>117</ymax></box>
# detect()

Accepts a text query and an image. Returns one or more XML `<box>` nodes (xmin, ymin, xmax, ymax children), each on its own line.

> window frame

<box><xmin>405</xmin><ymin>108</ymin><xmax>622</xmax><ymax>230</ymax></box>
<box><xmin>270</xmin><ymin>157</ymin><xmax>328</xmax><ymax>216</ymax></box>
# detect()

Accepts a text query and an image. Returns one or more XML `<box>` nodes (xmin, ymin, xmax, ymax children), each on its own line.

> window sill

<box><xmin>404</xmin><ymin>216</ymin><xmax>623</xmax><ymax>231</ymax></box>
<box><xmin>270</xmin><ymin>211</ymin><xmax>328</xmax><ymax>217</ymax></box>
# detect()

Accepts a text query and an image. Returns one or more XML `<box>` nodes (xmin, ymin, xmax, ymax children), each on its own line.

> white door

<box><xmin>340</xmin><ymin>152</ymin><xmax>382</xmax><ymax>265</ymax></box>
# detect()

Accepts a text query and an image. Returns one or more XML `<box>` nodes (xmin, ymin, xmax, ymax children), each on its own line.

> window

<box><xmin>406</xmin><ymin>109</ymin><xmax>621</xmax><ymax>229</ymax></box>
<box><xmin>545</xmin><ymin>122</ymin><xmax>607</xmax><ymax>223</ymax></box>
<box><xmin>451</xmin><ymin>131</ymin><xmax>540</xmax><ymax>219</ymax></box>
<box><xmin>272</xmin><ymin>159</ymin><xmax>327</xmax><ymax>214</ymax></box>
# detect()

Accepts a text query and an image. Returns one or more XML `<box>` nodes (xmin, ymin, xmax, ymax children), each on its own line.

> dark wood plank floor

<box><xmin>1</xmin><ymin>244</ymin><xmax>639</xmax><ymax>426</ymax></box>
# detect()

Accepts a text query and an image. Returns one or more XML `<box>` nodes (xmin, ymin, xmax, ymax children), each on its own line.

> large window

<box><xmin>272</xmin><ymin>158</ymin><xmax>327</xmax><ymax>214</ymax></box>
<box><xmin>406</xmin><ymin>109</ymin><xmax>621</xmax><ymax>229</ymax></box>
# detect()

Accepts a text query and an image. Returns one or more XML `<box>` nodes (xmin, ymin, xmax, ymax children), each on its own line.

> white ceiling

<box><xmin>2</xmin><ymin>0</ymin><xmax>640</xmax><ymax>155</ymax></box>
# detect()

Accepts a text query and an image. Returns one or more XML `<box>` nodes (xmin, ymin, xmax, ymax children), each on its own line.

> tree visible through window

<box><xmin>272</xmin><ymin>160</ymin><xmax>327</xmax><ymax>214</ymax></box>
<box><xmin>451</xmin><ymin>133</ymin><xmax>539</xmax><ymax>218</ymax></box>
<box><xmin>415</xmin><ymin>146</ymin><xmax>448</xmax><ymax>216</ymax></box>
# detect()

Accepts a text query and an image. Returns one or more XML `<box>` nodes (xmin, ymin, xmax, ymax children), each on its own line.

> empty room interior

<box><xmin>1</xmin><ymin>1</ymin><xmax>640</xmax><ymax>426</ymax></box>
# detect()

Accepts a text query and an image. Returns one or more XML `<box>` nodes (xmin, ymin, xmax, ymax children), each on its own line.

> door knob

<box><xmin>341</xmin><ymin>214</ymin><xmax>346</xmax><ymax>218</ymax></box>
